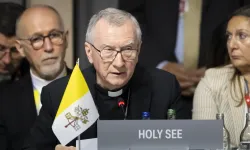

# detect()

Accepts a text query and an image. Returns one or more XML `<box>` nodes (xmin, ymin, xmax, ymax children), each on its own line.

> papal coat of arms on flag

<box><xmin>64</xmin><ymin>106</ymin><xmax>90</xmax><ymax>131</ymax></box>
<box><xmin>52</xmin><ymin>63</ymin><xmax>99</xmax><ymax>145</ymax></box>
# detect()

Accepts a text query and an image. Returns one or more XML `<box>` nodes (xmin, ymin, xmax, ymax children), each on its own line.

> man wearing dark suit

<box><xmin>23</xmin><ymin>8</ymin><xmax>188</xmax><ymax>150</ymax></box>
<box><xmin>0</xmin><ymin>5</ymin><xmax>71</xmax><ymax>150</ymax></box>
<box><xmin>120</xmin><ymin>0</ymin><xmax>250</xmax><ymax>116</ymax></box>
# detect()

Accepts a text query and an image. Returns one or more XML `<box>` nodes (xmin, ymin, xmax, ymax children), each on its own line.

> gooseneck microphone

<box><xmin>117</xmin><ymin>97</ymin><xmax>125</xmax><ymax>115</ymax></box>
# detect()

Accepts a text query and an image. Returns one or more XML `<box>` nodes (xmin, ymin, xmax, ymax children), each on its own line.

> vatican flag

<box><xmin>52</xmin><ymin>63</ymin><xmax>99</xmax><ymax>145</ymax></box>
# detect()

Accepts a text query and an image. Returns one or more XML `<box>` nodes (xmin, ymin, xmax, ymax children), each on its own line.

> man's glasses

<box><xmin>19</xmin><ymin>30</ymin><xmax>67</xmax><ymax>50</ymax></box>
<box><xmin>0</xmin><ymin>45</ymin><xmax>18</xmax><ymax>60</ymax></box>
<box><xmin>88</xmin><ymin>42</ymin><xmax>138</xmax><ymax>62</ymax></box>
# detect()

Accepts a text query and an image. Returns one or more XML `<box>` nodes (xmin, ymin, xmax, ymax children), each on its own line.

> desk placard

<box><xmin>97</xmin><ymin>120</ymin><xmax>223</xmax><ymax>150</ymax></box>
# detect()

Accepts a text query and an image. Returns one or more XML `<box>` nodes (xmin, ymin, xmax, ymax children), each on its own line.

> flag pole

<box><xmin>78</xmin><ymin>135</ymin><xmax>81</xmax><ymax>150</ymax></box>
<box><xmin>77</xmin><ymin>58</ymin><xmax>81</xmax><ymax>150</ymax></box>
<box><xmin>76</xmin><ymin>58</ymin><xmax>80</xmax><ymax>66</ymax></box>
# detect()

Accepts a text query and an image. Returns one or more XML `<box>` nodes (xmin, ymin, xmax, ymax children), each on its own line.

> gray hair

<box><xmin>85</xmin><ymin>8</ymin><xmax>142</xmax><ymax>43</ymax></box>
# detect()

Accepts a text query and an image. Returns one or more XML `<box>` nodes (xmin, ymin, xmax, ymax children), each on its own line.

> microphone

<box><xmin>117</xmin><ymin>97</ymin><xmax>125</xmax><ymax>115</ymax></box>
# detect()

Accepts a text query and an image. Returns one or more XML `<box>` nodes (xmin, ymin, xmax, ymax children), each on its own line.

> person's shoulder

<box><xmin>204</xmin><ymin>65</ymin><xmax>235</xmax><ymax>81</ymax></box>
<box><xmin>0</xmin><ymin>75</ymin><xmax>32</xmax><ymax>109</ymax></box>
<box><xmin>143</xmin><ymin>66</ymin><xmax>176</xmax><ymax>81</ymax></box>
<box><xmin>0</xmin><ymin>81</ymin><xmax>9</xmax><ymax>90</ymax></box>
<box><xmin>0</xmin><ymin>74</ymin><xmax>31</xmax><ymax>94</ymax></box>
<box><xmin>43</xmin><ymin>66</ymin><xmax>94</xmax><ymax>94</ymax></box>
<box><xmin>44</xmin><ymin>75</ymin><xmax>70</xmax><ymax>92</ymax></box>
<box><xmin>201</xmin><ymin>64</ymin><xmax>235</xmax><ymax>89</ymax></box>
<box><xmin>136</xmin><ymin>65</ymin><xmax>176</xmax><ymax>88</ymax></box>
<box><xmin>151</xmin><ymin>67</ymin><xmax>174</xmax><ymax>77</ymax></box>
<box><xmin>40</xmin><ymin>75</ymin><xmax>71</xmax><ymax>111</ymax></box>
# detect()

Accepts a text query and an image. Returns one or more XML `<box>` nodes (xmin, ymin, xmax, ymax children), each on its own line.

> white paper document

<box><xmin>76</xmin><ymin>138</ymin><xmax>97</xmax><ymax>150</ymax></box>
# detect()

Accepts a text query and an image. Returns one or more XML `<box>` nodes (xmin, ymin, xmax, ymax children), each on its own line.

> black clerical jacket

<box><xmin>22</xmin><ymin>64</ymin><xmax>189</xmax><ymax>150</ymax></box>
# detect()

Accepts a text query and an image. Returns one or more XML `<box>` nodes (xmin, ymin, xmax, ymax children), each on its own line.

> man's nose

<box><xmin>113</xmin><ymin>52</ymin><xmax>125</xmax><ymax>67</ymax></box>
<box><xmin>43</xmin><ymin>37</ymin><xmax>53</xmax><ymax>52</ymax></box>
<box><xmin>1</xmin><ymin>51</ymin><xmax>11</xmax><ymax>65</ymax></box>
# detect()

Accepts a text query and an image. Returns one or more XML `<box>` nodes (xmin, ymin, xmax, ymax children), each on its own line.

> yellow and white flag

<box><xmin>52</xmin><ymin>63</ymin><xmax>99</xmax><ymax>145</ymax></box>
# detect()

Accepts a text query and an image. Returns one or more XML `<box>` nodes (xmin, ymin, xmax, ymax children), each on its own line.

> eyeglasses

<box><xmin>19</xmin><ymin>30</ymin><xmax>66</xmax><ymax>50</ymax></box>
<box><xmin>88</xmin><ymin>42</ymin><xmax>138</xmax><ymax>62</ymax></box>
<box><xmin>0</xmin><ymin>45</ymin><xmax>18</xmax><ymax>60</ymax></box>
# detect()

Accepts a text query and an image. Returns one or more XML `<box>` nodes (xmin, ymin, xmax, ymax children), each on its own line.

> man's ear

<box><xmin>137</xmin><ymin>41</ymin><xmax>142</xmax><ymax>55</ymax></box>
<box><xmin>15</xmin><ymin>40</ymin><xmax>25</xmax><ymax>57</ymax></box>
<box><xmin>64</xmin><ymin>30</ymin><xmax>69</xmax><ymax>48</ymax></box>
<box><xmin>85</xmin><ymin>42</ymin><xmax>93</xmax><ymax>64</ymax></box>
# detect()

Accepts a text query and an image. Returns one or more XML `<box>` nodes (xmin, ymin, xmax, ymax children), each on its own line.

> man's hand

<box><xmin>162</xmin><ymin>62</ymin><xmax>206</xmax><ymax>96</ymax></box>
<box><xmin>186</xmin><ymin>67</ymin><xmax>206</xmax><ymax>84</ymax></box>
<box><xmin>182</xmin><ymin>67</ymin><xmax>205</xmax><ymax>96</ymax></box>
<box><xmin>195</xmin><ymin>67</ymin><xmax>206</xmax><ymax>79</ymax></box>
<box><xmin>55</xmin><ymin>144</ymin><xmax>76</xmax><ymax>150</ymax></box>
<box><xmin>163</xmin><ymin>62</ymin><xmax>195</xmax><ymax>89</ymax></box>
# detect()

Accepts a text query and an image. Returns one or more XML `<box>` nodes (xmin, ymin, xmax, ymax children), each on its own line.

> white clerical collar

<box><xmin>31</xmin><ymin>66</ymin><xmax>67</xmax><ymax>94</ymax></box>
<box><xmin>108</xmin><ymin>89</ymin><xmax>123</xmax><ymax>97</ymax></box>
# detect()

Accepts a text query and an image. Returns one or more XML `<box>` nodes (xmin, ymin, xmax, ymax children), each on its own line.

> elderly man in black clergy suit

<box><xmin>24</xmin><ymin>8</ymin><xmax>189</xmax><ymax>150</ymax></box>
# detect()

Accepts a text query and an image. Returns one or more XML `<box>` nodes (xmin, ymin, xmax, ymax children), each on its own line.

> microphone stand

<box><xmin>117</xmin><ymin>98</ymin><xmax>126</xmax><ymax>119</ymax></box>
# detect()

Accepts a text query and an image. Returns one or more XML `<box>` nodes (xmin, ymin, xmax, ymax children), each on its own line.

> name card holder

<box><xmin>97</xmin><ymin>120</ymin><xmax>223</xmax><ymax>150</ymax></box>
